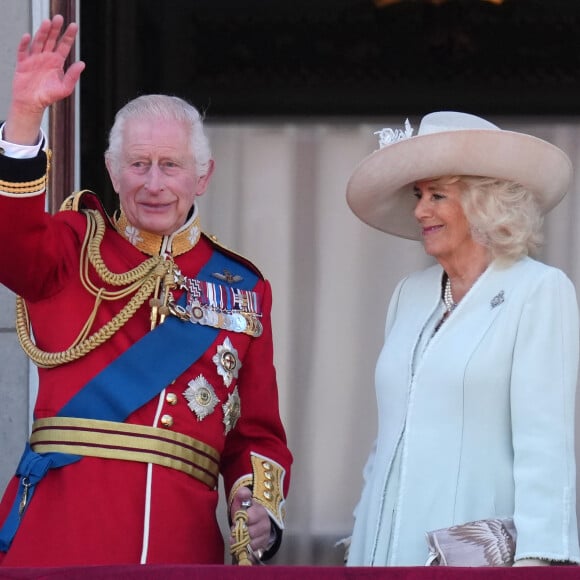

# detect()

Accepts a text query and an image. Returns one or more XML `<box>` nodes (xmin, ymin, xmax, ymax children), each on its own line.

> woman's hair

<box><xmin>104</xmin><ymin>94</ymin><xmax>212</xmax><ymax>178</ymax></box>
<box><xmin>456</xmin><ymin>175</ymin><xmax>544</xmax><ymax>263</ymax></box>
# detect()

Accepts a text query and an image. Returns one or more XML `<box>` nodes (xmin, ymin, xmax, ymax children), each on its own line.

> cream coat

<box><xmin>348</xmin><ymin>257</ymin><xmax>580</xmax><ymax>566</ymax></box>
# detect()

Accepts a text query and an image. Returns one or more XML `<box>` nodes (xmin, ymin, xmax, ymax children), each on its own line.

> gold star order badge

<box><xmin>212</xmin><ymin>337</ymin><xmax>241</xmax><ymax>388</ymax></box>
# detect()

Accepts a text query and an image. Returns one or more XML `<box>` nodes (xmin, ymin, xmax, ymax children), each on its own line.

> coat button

<box><xmin>160</xmin><ymin>414</ymin><xmax>174</xmax><ymax>427</ymax></box>
<box><xmin>165</xmin><ymin>393</ymin><xmax>178</xmax><ymax>405</ymax></box>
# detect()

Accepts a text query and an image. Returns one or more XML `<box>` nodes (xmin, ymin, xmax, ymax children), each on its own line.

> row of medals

<box><xmin>167</xmin><ymin>273</ymin><xmax>263</xmax><ymax>337</ymax></box>
<box><xmin>189</xmin><ymin>299</ymin><xmax>263</xmax><ymax>337</ymax></box>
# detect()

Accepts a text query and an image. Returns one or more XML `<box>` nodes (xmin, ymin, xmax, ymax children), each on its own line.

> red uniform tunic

<box><xmin>0</xmin><ymin>151</ymin><xmax>292</xmax><ymax>566</ymax></box>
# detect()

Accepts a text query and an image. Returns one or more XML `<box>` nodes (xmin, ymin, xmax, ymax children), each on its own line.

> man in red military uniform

<box><xmin>0</xmin><ymin>15</ymin><xmax>292</xmax><ymax>566</ymax></box>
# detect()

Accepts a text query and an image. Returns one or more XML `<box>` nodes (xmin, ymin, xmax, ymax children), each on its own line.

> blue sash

<box><xmin>0</xmin><ymin>248</ymin><xmax>259</xmax><ymax>551</ymax></box>
<box><xmin>59</xmin><ymin>249</ymin><xmax>258</xmax><ymax>420</ymax></box>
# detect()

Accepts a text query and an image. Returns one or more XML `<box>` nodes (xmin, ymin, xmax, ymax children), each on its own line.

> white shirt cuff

<box><xmin>0</xmin><ymin>123</ymin><xmax>44</xmax><ymax>159</ymax></box>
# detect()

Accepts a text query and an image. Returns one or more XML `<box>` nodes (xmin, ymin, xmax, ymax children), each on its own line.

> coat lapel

<box><xmin>413</xmin><ymin>260</ymin><xmax>519</xmax><ymax>379</ymax></box>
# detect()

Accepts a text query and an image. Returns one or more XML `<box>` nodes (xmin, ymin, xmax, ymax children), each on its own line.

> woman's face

<box><xmin>413</xmin><ymin>178</ymin><xmax>477</xmax><ymax>262</ymax></box>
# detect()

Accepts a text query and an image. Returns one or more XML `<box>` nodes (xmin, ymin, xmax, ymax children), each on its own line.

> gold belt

<box><xmin>30</xmin><ymin>417</ymin><xmax>220</xmax><ymax>489</ymax></box>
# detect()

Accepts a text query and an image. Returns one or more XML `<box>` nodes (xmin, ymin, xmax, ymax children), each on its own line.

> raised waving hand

<box><xmin>4</xmin><ymin>14</ymin><xmax>85</xmax><ymax>145</ymax></box>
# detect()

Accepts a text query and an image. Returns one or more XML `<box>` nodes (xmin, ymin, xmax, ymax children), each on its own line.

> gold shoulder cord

<box><xmin>16</xmin><ymin>210</ymin><xmax>172</xmax><ymax>368</ymax></box>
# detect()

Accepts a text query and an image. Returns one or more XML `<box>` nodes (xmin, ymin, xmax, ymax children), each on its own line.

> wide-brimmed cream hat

<box><xmin>346</xmin><ymin>111</ymin><xmax>573</xmax><ymax>240</ymax></box>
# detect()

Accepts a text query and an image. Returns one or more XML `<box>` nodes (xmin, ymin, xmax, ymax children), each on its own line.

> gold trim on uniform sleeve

<box><xmin>0</xmin><ymin>175</ymin><xmax>46</xmax><ymax>197</ymax></box>
<box><xmin>0</xmin><ymin>149</ymin><xmax>50</xmax><ymax>197</ymax></box>
<box><xmin>0</xmin><ymin>149</ymin><xmax>50</xmax><ymax>196</ymax></box>
<box><xmin>250</xmin><ymin>452</ymin><xmax>287</xmax><ymax>529</ymax></box>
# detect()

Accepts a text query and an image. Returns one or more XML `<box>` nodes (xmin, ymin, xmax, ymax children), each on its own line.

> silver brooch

<box><xmin>212</xmin><ymin>337</ymin><xmax>241</xmax><ymax>388</ymax></box>
<box><xmin>183</xmin><ymin>375</ymin><xmax>219</xmax><ymax>421</ymax></box>
<box><xmin>490</xmin><ymin>291</ymin><xmax>505</xmax><ymax>309</ymax></box>
<box><xmin>222</xmin><ymin>386</ymin><xmax>241</xmax><ymax>435</ymax></box>
<box><xmin>374</xmin><ymin>119</ymin><xmax>413</xmax><ymax>149</ymax></box>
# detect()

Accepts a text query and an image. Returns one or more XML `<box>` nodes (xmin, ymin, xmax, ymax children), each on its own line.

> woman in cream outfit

<box><xmin>345</xmin><ymin>112</ymin><xmax>580</xmax><ymax>567</ymax></box>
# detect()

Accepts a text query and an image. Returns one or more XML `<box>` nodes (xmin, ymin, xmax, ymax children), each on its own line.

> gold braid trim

<box><xmin>16</xmin><ymin>209</ymin><xmax>174</xmax><ymax>368</ymax></box>
<box><xmin>31</xmin><ymin>417</ymin><xmax>220</xmax><ymax>488</ymax></box>
<box><xmin>250</xmin><ymin>452</ymin><xmax>287</xmax><ymax>529</ymax></box>
<box><xmin>0</xmin><ymin>150</ymin><xmax>51</xmax><ymax>195</ymax></box>
<box><xmin>230</xmin><ymin>510</ymin><xmax>253</xmax><ymax>566</ymax></box>
<box><xmin>227</xmin><ymin>453</ymin><xmax>287</xmax><ymax>530</ymax></box>
<box><xmin>0</xmin><ymin>175</ymin><xmax>46</xmax><ymax>195</ymax></box>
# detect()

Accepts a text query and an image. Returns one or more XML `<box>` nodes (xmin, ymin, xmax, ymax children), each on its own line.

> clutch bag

<box><xmin>425</xmin><ymin>517</ymin><xmax>516</xmax><ymax>566</ymax></box>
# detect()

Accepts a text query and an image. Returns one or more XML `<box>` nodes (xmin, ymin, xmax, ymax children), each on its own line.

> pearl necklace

<box><xmin>443</xmin><ymin>277</ymin><xmax>457</xmax><ymax>312</ymax></box>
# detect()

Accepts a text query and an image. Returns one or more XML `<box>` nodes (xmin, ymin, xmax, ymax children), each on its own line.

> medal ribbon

<box><xmin>182</xmin><ymin>278</ymin><xmax>262</xmax><ymax>316</ymax></box>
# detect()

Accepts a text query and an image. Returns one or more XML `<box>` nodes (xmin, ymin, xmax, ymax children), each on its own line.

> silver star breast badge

<box><xmin>183</xmin><ymin>375</ymin><xmax>219</xmax><ymax>421</ymax></box>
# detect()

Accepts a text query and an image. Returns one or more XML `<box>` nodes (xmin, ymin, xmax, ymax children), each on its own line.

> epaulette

<box><xmin>59</xmin><ymin>190</ymin><xmax>115</xmax><ymax>227</ymax></box>
<box><xmin>59</xmin><ymin>190</ymin><xmax>84</xmax><ymax>212</ymax></box>
<box><xmin>60</xmin><ymin>189</ymin><xmax>99</xmax><ymax>212</ymax></box>
<box><xmin>202</xmin><ymin>232</ymin><xmax>264</xmax><ymax>279</ymax></box>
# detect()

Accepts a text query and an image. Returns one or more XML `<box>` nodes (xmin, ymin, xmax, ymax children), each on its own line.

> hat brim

<box><xmin>346</xmin><ymin>129</ymin><xmax>573</xmax><ymax>240</ymax></box>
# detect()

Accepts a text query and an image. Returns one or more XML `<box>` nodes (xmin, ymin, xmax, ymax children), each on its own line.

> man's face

<box><xmin>107</xmin><ymin>116</ymin><xmax>213</xmax><ymax>236</ymax></box>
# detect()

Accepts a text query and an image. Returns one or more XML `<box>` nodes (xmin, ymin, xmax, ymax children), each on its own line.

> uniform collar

<box><xmin>113</xmin><ymin>205</ymin><xmax>201</xmax><ymax>257</ymax></box>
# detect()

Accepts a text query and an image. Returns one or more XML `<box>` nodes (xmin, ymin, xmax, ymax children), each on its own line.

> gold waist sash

<box><xmin>30</xmin><ymin>417</ymin><xmax>220</xmax><ymax>489</ymax></box>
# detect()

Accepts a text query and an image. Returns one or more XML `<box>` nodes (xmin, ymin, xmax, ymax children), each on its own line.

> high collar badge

<box><xmin>223</xmin><ymin>387</ymin><xmax>241</xmax><ymax>435</ymax></box>
<box><xmin>124</xmin><ymin>224</ymin><xmax>144</xmax><ymax>246</ymax></box>
<box><xmin>184</xmin><ymin>375</ymin><xmax>219</xmax><ymax>421</ymax></box>
<box><xmin>188</xmin><ymin>223</ymin><xmax>201</xmax><ymax>246</ymax></box>
<box><xmin>212</xmin><ymin>337</ymin><xmax>241</xmax><ymax>387</ymax></box>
